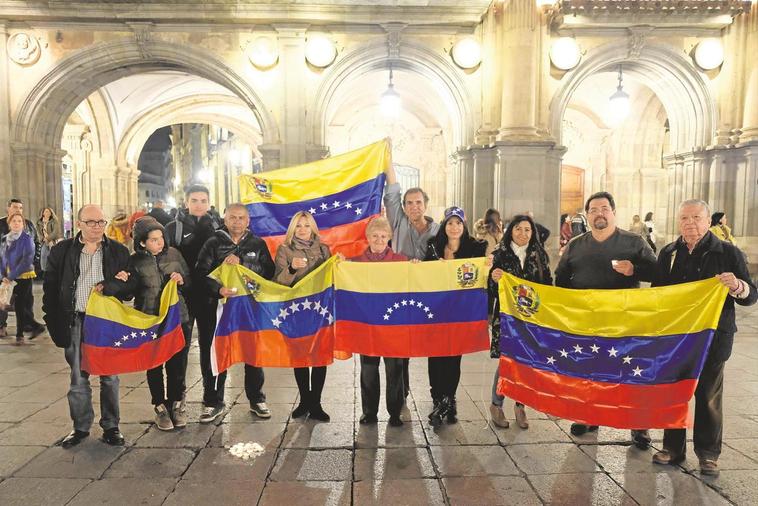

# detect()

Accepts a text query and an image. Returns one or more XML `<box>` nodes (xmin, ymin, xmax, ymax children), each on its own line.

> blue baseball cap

<box><xmin>443</xmin><ymin>206</ymin><xmax>465</xmax><ymax>223</ymax></box>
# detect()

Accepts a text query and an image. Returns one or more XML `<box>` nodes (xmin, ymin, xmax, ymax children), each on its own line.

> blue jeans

<box><xmin>491</xmin><ymin>367</ymin><xmax>504</xmax><ymax>407</ymax></box>
<box><xmin>64</xmin><ymin>315</ymin><xmax>120</xmax><ymax>432</ymax></box>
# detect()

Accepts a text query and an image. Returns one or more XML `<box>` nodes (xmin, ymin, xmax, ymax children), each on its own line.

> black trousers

<box><xmin>294</xmin><ymin>367</ymin><xmax>327</xmax><ymax>406</ymax></box>
<box><xmin>427</xmin><ymin>355</ymin><xmax>462</xmax><ymax>401</ymax></box>
<box><xmin>0</xmin><ymin>278</ymin><xmax>38</xmax><ymax>331</ymax></box>
<box><xmin>147</xmin><ymin>322</ymin><xmax>191</xmax><ymax>406</ymax></box>
<box><xmin>360</xmin><ymin>355</ymin><xmax>404</xmax><ymax>417</ymax></box>
<box><xmin>402</xmin><ymin>358</ymin><xmax>410</xmax><ymax>397</ymax></box>
<box><xmin>190</xmin><ymin>297</ymin><xmax>266</xmax><ymax>407</ymax></box>
<box><xmin>663</xmin><ymin>354</ymin><xmax>725</xmax><ymax>461</ymax></box>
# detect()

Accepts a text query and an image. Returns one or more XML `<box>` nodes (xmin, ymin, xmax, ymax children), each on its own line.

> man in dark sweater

<box><xmin>555</xmin><ymin>191</ymin><xmax>657</xmax><ymax>448</ymax></box>
<box><xmin>651</xmin><ymin>199</ymin><xmax>756</xmax><ymax>476</ymax></box>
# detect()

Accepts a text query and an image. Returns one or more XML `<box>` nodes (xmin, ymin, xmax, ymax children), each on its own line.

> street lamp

<box><xmin>380</xmin><ymin>66</ymin><xmax>401</xmax><ymax>119</ymax></box>
<box><xmin>608</xmin><ymin>65</ymin><xmax>630</xmax><ymax>125</ymax></box>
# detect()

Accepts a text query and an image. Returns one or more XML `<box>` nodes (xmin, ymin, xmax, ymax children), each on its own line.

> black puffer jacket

<box><xmin>196</xmin><ymin>229</ymin><xmax>275</xmax><ymax>297</ymax></box>
<box><xmin>165</xmin><ymin>209</ymin><xmax>220</xmax><ymax>295</ymax></box>
<box><xmin>653</xmin><ymin>231</ymin><xmax>757</xmax><ymax>362</ymax></box>
<box><xmin>487</xmin><ymin>242</ymin><xmax>553</xmax><ymax>358</ymax></box>
<box><xmin>42</xmin><ymin>234</ymin><xmax>130</xmax><ymax>348</ymax></box>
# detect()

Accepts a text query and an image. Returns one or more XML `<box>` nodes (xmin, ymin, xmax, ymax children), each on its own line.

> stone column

<box><xmin>497</xmin><ymin>0</ymin><xmax>541</xmax><ymax>140</ymax></box>
<box><xmin>305</xmin><ymin>144</ymin><xmax>330</xmax><ymax>163</ymax></box>
<box><xmin>275</xmin><ymin>25</ymin><xmax>307</xmax><ymax>167</ymax></box>
<box><xmin>471</xmin><ymin>146</ymin><xmax>497</xmax><ymax>221</ymax></box>
<box><xmin>259</xmin><ymin>143</ymin><xmax>282</xmax><ymax>171</ymax></box>
<box><xmin>454</xmin><ymin>149</ymin><xmax>475</xmax><ymax>221</ymax></box>
<box><xmin>662</xmin><ymin>149</ymin><xmax>710</xmax><ymax>241</ymax></box>
<box><xmin>11</xmin><ymin>142</ymin><xmax>66</xmax><ymax>217</ymax></box>
<box><xmin>0</xmin><ymin>22</ymin><xmax>12</xmax><ymax>199</ymax></box>
<box><xmin>741</xmin><ymin>5</ymin><xmax>758</xmax><ymax>142</ymax></box>
<box><xmin>494</xmin><ymin>140</ymin><xmax>566</xmax><ymax>245</ymax></box>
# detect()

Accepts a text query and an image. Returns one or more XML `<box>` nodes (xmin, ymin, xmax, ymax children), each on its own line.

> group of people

<box><xmin>2</xmin><ymin>166</ymin><xmax>755</xmax><ymax>479</ymax></box>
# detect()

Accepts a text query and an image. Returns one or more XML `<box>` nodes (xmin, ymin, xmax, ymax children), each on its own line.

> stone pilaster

<box><xmin>275</xmin><ymin>25</ymin><xmax>308</xmax><ymax>167</ymax></box>
<box><xmin>10</xmin><ymin>142</ymin><xmax>67</xmax><ymax>217</ymax></box>
<box><xmin>259</xmin><ymin>143</ymin><xmax>282</xmax><ymax>171</ymax></box>
<box><xmin>740</xmin><ymin>5</ymin><xmax>758</xmax><ymax>142</ymax></box>
<box><xmin>452</xmin><ymin>149</ymin><xmax>474</xmax><ymax>220</ymax></box>
<box><xmin>0</xmin><ymin>21</ymin><xmax>11</xmax><ymax>201</ymax></box>
<box><xmin>471</xmin><ymin>146</ymin><xmax>497</xmax><ymax>222</ymax></box>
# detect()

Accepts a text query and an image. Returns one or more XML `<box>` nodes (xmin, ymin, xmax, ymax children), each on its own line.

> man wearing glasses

<box><xmin>42</xmin><ymin>205</ymin><xmax>130</xmax><ymax>448</ymax></box>
<box><xmin>555</xmin><ymin>191</ymin><xmax>657</xmax><ymax>448</ymax></box>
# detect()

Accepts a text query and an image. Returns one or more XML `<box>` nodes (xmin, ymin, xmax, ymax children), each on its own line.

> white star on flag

<box><xmin>393</xmin><ymin>303</ymin><xmax>399</xmax><ymax>309</ymax></box>
<box><xmin>308</xmin><ymin>207</ymin><xmax>316</xmax><ymax>214</ymax></box>
<box><xmin>547</xmin><ymin>356</ymin><xmax>555</xmax><ymax>365</ymax></box>
<box><xmin>271</xmin><ymin>318</ymin><xmax>281</xmax><ymax>328</ymax></box>
<box><xmin>327</xmin><ymin>315</ymin><xmax>334</xmax><ymax>324</ymax></box>
<box><xmin>590</xmin><ymin>344</ymin><xmax>600</xmax><ymax>353</ymax></box>
<box><xmin>423</xmin><ymin>306</ymin><xmax>430</xmax><ymax>313</ymax></box>
<box><xmin>140</xmin><ymin>331</ymin><xmax>147</xmax><ymax>337</ymax></box>
<box><xmin>416</xmin><ymin>301</ymin><xmax>423</xmax><ymax>308</ymax></box>
<box><xmin>279</xmin><ymin>308</ymin><xmax>289</xmax><ymax>319</ymax></box>
<box><xmin>131</xmin><ymin>332</ymin><xmax>137</xmax><ymax>338</ymax></box>
<box><xmin>313</xmin><ymin>301</ymin><xmax>322</xmax><ymax>311</ymax></box>
<box><xmin>332</xmin><ymin>201</ymin><xmax>340</xmax><ymax>208</ymax></box>
<box><xmin>320</xmin><ymin>307</ymin><xmax>328</xmax><ymax>316</ymax></box>
<box><xmin>401</xmin><ymin>300</ymin><xmax>407</xmax><ymax>306</ymax></box>
<box><xmin>301</xmin><ymin>299</ymin><xmax>312</xmax><ymax>310</ymax></box>
<box><xmin>409</xmin><ymin>299</ymin><xmax>416</xmax><ymax>305</ymax></box>
<box><xmin>573</xmin><ymin>344</ymin><xmax>583</xmax><ymax>354</ymax></box>
<box><xmin>320</xmin><ymin>203</ymin><xmax>328</xmax><ymax>210</ymax></box>
<box><xmin>289</xmin><ymin>302</ymin><xmax>300</xmax><ymax>313</ymax></box>
<box><xmin>559</xmin><ymin>349</ymin><xmax>569</xmax><ymax>358</ymax></box>
<box><xmin>122</xmin><ymin>336</ymin><xmax>129</xmax><ymax>342</ymax></box>
<box><xmin>608</xmin><ymin>347</ymin><xmax>619</xmax><ymax>357</ymax></box>
<box><xmin>622</xmin><ymin>356</ymin><xmax>632</xmax><ymax>364</ymax></box>
<box><xmin>387</xmin><ymin>307</ymin><xmax>393</xmax><ymax>314</ymax></box>
<box><xmin>355</xmin><ymin>208</ymin><xmax>362</xmax><ymax>215</ymax></box>
<box><xmin>383</xmin><ymin>314</ymin><xmax>390</xmax><ymax>320</ymax></box>
<box><xmin>151</xmin><ymin>332</ymin><xmax>158</xmax><ymax>340</ymax></box>
<box><xmin>632</xmin><ymin>366</ymin><xmax>643</xmax><ymax>376</ymax></box>
<box><xmin>427</xmin><ymin>313</ymin><xmax>434</xmax><ymax>319</ymax></box>
<box><xmin>345</xmin><ymin>202</ymin><xmax>352</xmax><ymax>209</ymax></box>
<box><xmin>114</xmin><ymin>341</ymin><xmax>122</xmax><ymax>347</ymax></box>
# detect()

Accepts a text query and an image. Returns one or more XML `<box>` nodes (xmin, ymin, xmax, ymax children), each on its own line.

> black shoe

<box><xmin>292</xmin><ymin>403</ymin><xmax>309</xmax><ymax>418</ymax></box>
<box><xmin>631</xmin><ymin>429</ymin><xmax>652</xmax><ymax>450</ymax></box>
<box><xmin>359</xmin><ymin>413</ymin><xmax>378</xmax><ymax>424</ymax></box>
<box><xmin>389</xmin><ymin>415</ymin><xmax>404</xmax><ymax>427</ymax></box>
<box><xmin>570</xmin><ymin>423</ymin><xmax>599</xmax><ymax>436</ymax></box>
<box><xmin>445</xmin><ymin>396</ymin><xmax>458</xmax><ymax>424</ymax></box>
<box><xmin>429</xmin><ymin>398</ymin><xmax>449</xmax><ymax>427</ymax></box>
<box><xmin>103</xmin><ymin>428</ymin><xmax>125</xmax><ymax>446</ymax></box>
<box><xmin>60</xmin><ymin>430</ymin><xmax>89</xmax><ymax>449</ymax></box>
<box><xmin>309</xmin><ymin>405</ymin><xmax>330</xmax><ymax>422</ymax></box>
<box><xmin>28</xmin><ymin>324</ymin><xmax>46</xmax><ymax>340</ymax></box>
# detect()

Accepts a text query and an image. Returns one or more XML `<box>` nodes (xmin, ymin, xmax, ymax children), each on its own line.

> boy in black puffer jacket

<box><xmin>115</xmin><ymin>217</ymin><xmax>192</xmax><ymax>431</ymax></box>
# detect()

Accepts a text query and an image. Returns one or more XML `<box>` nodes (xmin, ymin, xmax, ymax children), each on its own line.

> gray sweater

<box><xmin>555</xmin><ymin>228</ymin><xmax>657</xmax><ymax>289</ymax></box>
<box><xmin>383</xmin><ymin>182</ymin><xmax>439</xmax><ymax>260</ymax></box>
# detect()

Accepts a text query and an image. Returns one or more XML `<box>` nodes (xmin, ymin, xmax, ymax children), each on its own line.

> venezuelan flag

<box><xmin>210</xmin><ymin>259</ymin><xmax>336</xmax><ymax>372</ymax></box>
<box><xmin>82</xmin><ymin>281</ymin><xmax>185</xmax><ymax>376</ymax></box>
<box><xmin>240</xmin><ymin>139</ymin><xmax>390</xmax><ymax>258</ymax></box>
<box><xmin>497</xmin><ymin>273</ymin><xmax>728</xmax><ymax>429</ymax></box>
<box><xmin>334</xmin><ymin>259</ymin><xmax>490</xmax><ymax>357</ymax></box>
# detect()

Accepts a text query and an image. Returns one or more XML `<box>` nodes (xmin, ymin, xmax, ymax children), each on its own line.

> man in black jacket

<box><xmin>165</xmin><ymin>185</ymin><xmax>221</xmax><ymax>422</ymax></box>
<box><xmin>652</xmin><ymin>199</ymin><xmax>756</xmax><ymax>476</ymax></box>
<box><xmin>196</xmin><ymin>203</ymin><xmax>275</xmax><ymax>421</ymax></box>
<box><xmin>148</xmin><ymin>200</ymin><xmax>172</xmax><ymax>226</ymax></box>
<box><xmin>42</xmin><ymin>204</ymin><xmax>130</xmax><ymax>448</ymax></box>
<box><xmin>555</xmin><ymin>191</ymin><xmax>657</xmax><ymax>448</ymax></box>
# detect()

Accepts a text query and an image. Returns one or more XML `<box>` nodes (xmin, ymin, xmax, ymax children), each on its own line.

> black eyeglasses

<box><xmin>80</xmin><ymin>220</ymin><xmax>108</xmax><ymax>228</ymax></box>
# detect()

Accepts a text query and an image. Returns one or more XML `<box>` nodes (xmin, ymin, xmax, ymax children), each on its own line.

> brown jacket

<box><xmin>274</xmin><ymin>239</ymin><xmax>331</xmax><ymax>287</ymax></box>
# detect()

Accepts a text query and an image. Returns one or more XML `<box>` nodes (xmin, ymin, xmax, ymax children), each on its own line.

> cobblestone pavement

<box><xmin>0</xmin><ymin>287</ymin><xmax>756</xmax><ymax>505</ymax></box>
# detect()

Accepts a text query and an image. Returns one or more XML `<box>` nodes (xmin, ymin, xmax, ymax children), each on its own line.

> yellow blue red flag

<box><xmin>497</xmin><ymin>273</ymin><xmax>728</xmax><ymax>429</ymax></box>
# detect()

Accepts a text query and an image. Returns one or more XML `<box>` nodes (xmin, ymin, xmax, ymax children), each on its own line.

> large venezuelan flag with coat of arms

<box><xmin>334</xmin><ymin>259</ymin><xmax>490</xmax><ymax>357</ymax></box>
<box><xmin>240</xmin><ymin>139</ymin><xmax>390</xmax><ymax>258</ymax></box>
<box><xmin>497</xmin><ymin>273</ymin><xmax>728</xmax><ymax>429</ymax></box>
<box><xmin>82</xmin><ymin>281</ymin><xmax>186</xmax><ymax>376</ymax></box>
<box><xmin>210</xmin><ymin>259</ymin><xmax>336</xmax><ymax>373</ymax></box>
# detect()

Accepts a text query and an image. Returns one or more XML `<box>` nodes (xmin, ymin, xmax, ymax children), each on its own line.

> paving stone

<box><xmin>225</xmin><ymin>402</ymin><xmax>296</xmax><ymax>423</ymax></box>
<box><xmin>492</xmin><ymin>419</ymin><xmax>572</xmax><ymax>445</ymax></box>
<box><xmin>0</xmin><ymin>445</ymin><xmax>46</xmax><ymax>477</ymax></box>
<box><xmin>67</xmin><ymin>477</ymin><xmax>177</xmax><ymax>505</ymax></box>
<box><xmin>259</xmin><ymin>480</ymin><xmax>351</xmax><ymax>505</ymax></box>
<box><xmin>183</xmin><ymin>447</ymin><xmax>275</xmax><ymax>481</ymax></box>
<box><xmin>700</xmin><ymin>470</ymin><xmax>758</xmax><ymax>505</ymax></box>
<box><xmin>269</xmin><ymin>449</ymin><xmax>352</xmax><ymax>481</ymax></box>
<box><xmin>723</xmin><ymin>414</ymin><xmax>758</xmax><ymax>439</ymax></box>
<box><xmin>355</xmin><ymin>420</ymin><xmax>427</xmax><ymax>448</ymax></box>
<box><xmin>353</xmin><ymin>478</ymin><xmax>446</xmax><ymax>505</ymax></box>
<box><xmin>117</xmin><ymin>402</ymin><xmax>159</xmax><ymax>424</ymax></box>
<box><xmin>103</xmin><ymin>448</ymin><xmax>196</xmax><ymax>478</ymax></box>
<box><xmin>0</xmin><ymin>477</ymin><xmax>90</xmax><ymax>505</ymax></box>
<box><xmin>311</xmin><ymin>402</ymin><xmax>356</xmax><ymax>422</ymax></box>
<box><xmin>610</xmin><ymin>471</ymin><xmax>731</xmax><ymax>506</ymax></box>
<box><xmin>118</xmin><ymin>387</ymin><xmax>151</xmax><ymax>403</ymax></box>
<box><xmin>417</xmin><ymin>399</ymin><xmax>485</xmax><ymax>421</ymax></box>
<box><xmin>282</xmin><ymin>421</ymin><xmax>353</xmax><ymax>449</ymax></box>
<box><xmin>431</xmin><ymin>445</ymin><xmax>520</xmax><ymax>477</ymax></box>
<box><xmin>528</xmin><ymin>472</ymin><xmax>636</xmax><ymax>505</ymax></box>
<box><xmin>473</xmin><ymin>400</ymin><xmax>554</xmax><ymax>421</ymax></box>
<box><xmin>507</xmin><ymin>443</ymin><xmax>600</xmax><ymax>475</ymax></box>
<box><xmin>0</xmin><ymin>371</ymin><xmax>48</xmax><ymax>387</ymax></box>
<box><xmin>0</xmin><ymin>402</ymin><xmax>45</xmax><ymax>422</ymax></box>
<box><xmin>354</xmin><ymin>448</ymin><xmax>435</xmax><ymax>480</ymax></box>
<box><xmin>443</xmin><ymin>476</ymin><xmax>541</xmax><ymax>505</ymax></box>
<box><xmin>554</xmin><ymin>419</ymin><xmax>651</xmax><ymax>444</ymax></box>
<box><xmin>133</xmin><ymin>422</ymin><xmax>215</xmax><ymax>448</ymax></box>
<box><xmin>14</xmin><ymin>439</ymin><xmax>126</xmax><ymax>479</ymax></box>
<box><xmin>0</xmin><ymin>419</ymin><xmax>71</xmax><ymax>446</ymax></box>
<box><xmin>677</xmin><ymin>441</ymin><xmax>758</xmax><ymax>472</ymax></box>
<box><xmin>422</xmin><ymin>420</ymin><xmax>499</xmax><ymax>446</ymax></box>
<box><xmin>0</xmin><ymin>381</ymin><xmax>69</xmax><ymax>404</ymax></box>
<box><xmin>23</xmin><ymin>397</ymin><xmax>71</xmax><ymax>422</ymax></box>
<box><xmin>259</xmin><ymin>387</ymin><xmax>299</xmax><ymax>404</ymax></box>
<box><xmin>0</xmin><ymin>387</ymin><xmax>17</xmax><ymax>400</ymax></box>
<box><xmin>319</xmin><ymin>387</ymin><xmax>357</xmax><ymax>403</ymax></box>
<box><xmin>0</xmin><ymin>422</ymin><xmax>13</xmax><ymax>433</ymax></box>
<box><xmin>209</xmin><ymin>421</ymin><xmax>287</xmax><ymax>449</ymax></box>
<box><xmin>723</xmin><ymin>439</ymin><xmax>758</xmax><ymax>463</ymax></box>
<box><xmin>164</xmin><ymin>479</ymin><xmax>265</xmax><ymax>505</ymax></box>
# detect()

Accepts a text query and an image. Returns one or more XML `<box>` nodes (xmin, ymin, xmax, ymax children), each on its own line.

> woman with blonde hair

<box><xmin>274</xmin><ymin>211</ymin><xmax>333</xmax><ymax>421</ymax></box>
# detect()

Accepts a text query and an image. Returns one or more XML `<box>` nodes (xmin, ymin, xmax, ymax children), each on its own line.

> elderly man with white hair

<box><xmin>652</xmin><ymin>199</ymin><xmax>756</xmax><ymax>476</ymax></box>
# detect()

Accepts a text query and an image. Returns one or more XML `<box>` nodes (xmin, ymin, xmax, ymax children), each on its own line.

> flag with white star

<box><xmin>82</xmin><ymin>281</ymin><xmax>186</xmax><ymax>376</ymax></box>
<box><xmin>497</xmin><ymin>273</ymin><xmax>728</xmax><ymax>429</ymax></box>
<box><xmin>210</xmin><ymin>260</ymin><xmax>337</xmax><ymax>373</ymax></box>
<box><xmin>240</xmin><ymin>139</ymin><xmax>390</xmax><ymax>258</ymax></box>
<box><xmin>333</xmin><ymin>258</ymin><xmax>490</xmax><ymax>358</ymax></box>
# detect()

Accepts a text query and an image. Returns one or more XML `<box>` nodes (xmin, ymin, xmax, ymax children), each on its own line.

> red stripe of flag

<box><xmin>262</xmin><ymin>216</ymin><xmax>377</xmax><ymax>258</ymax></box>
<box><xmin>497</xmin><ymin>356</ymin><xmax>695</xmax><ymax>429</ymax></box>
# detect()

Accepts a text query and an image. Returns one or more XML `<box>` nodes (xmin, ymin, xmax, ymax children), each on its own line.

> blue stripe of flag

<box><xmin>83</xmin><ymin>303</ymin><xmax>182</xmax><ymax>349</ymax></box>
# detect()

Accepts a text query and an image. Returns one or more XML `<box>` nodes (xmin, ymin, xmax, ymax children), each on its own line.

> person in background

<box><xmin>570</xmin><ymin>208</ymin><xmax>589</xmax><ymax>237</ymax></box>
<box><xmin>37</xmin><ymin>207</ymin><xmax>61</xmax><ymax>273</ymax></box>
<box><xmin>350</xmin><ymin>217</ymin><xmax>408</xmax><ymax>427</ymax></box>
<box><xmin>148</xmin><ymin>200</ymin><xmax>173</xmax><ymax>226</ymax></box>
<box><xmin>0</xmin><ymin>213</ymin><xmax>38</xmax><ymax>344</ymax></box>
<box><xmin>274</xmin><ymin>211</ymin><xmax>333</xmax><ymax>422</ymax></box>
<box><xmin>644</xmin><ymin>212</ymin><xmax>657</xmax><ymax>253</ymax></box>
<box><xmin>525</xmin><ymin>211</ymin><xmax>550</xmax><ymax>246</ymax></box>
<box><xmin>559</xmin><ymin>213</ymin><xmax>572</xmax><ymax>252</ymax></box>
<box><xmin>488</xmin><ymin>214</ymin><xmax>553</xmax><ymax>430</ymax></box>
<box><xmin>710</xmin><ymin>212</ymin><xmax>737</xmax><ymax>245</ymax></box>
<box><xmin>629</xmin><ymin>215</ymin><xmax>648</xmax><ymax>237</ymax></box>
<box><xmin>424</xmin><ymin>206</ymin><xmax>487</xmax><ymax>426</ymax></box>
<box><xmin>105</xmin><ymin>210</ymin><xmax>131</xmax><ymax>247</ymax></box>
<box><xmin>474</xmin><ymin>208</ymin><xmax>504</xmax><ymax>256</ymax></box>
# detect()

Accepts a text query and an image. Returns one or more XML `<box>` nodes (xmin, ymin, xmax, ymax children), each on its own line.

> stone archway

<box><xmin>11</xmin><ymin>37</ymin><xmax>279</xmax><ymax>215</ymax></box>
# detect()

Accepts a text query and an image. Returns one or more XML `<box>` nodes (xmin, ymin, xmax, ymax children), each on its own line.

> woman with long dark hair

<box><xmin>424</xmin><ymin>206</ymin><xmax>487</xmax><ymax>426</ymax></box>
<box><xmin>488</xmin><ymin>214</ymin><xmax>553</xmax><ymax>429</ymax></box>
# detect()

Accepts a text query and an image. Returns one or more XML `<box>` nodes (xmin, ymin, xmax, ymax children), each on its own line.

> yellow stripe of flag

<box><xmin>240</xmin><ymin>139</ymin><xmax>391</xmax><ymax>205</ymax></box>
<box><xmin>85</xmin><ymin>280</ymin><xmax>180</xmax><ymax>329</ymax></box>
<box><xmin>499</xmin><ymin>273</ymin><xmax>728</xmax><ymax>338</ymax></box>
